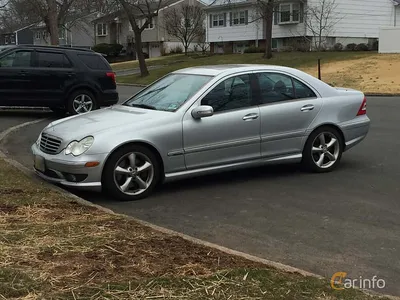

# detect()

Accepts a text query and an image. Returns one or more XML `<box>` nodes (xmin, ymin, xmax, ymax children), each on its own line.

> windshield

<box><xmin>123</xmin><ymin>73</ymin><xmax>213</xmax><ymax>112</ymax></box>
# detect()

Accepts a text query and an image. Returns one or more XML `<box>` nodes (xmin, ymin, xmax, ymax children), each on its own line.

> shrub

<box><xmin>169</xmin><ymin>45</ymin><xmax>183</xmax><ymax>54</ymax></box>
<box><xmin>92</xmin><ymin>43</ymin><xmax>123</xmax><ymax>56</ymax></box>
<box><xmin>355</xmin><ymin>43</ymin><xmax>369</xmax><ymax>51</ymax></box>
<box><xmin>370</xmin><ymin>40</ymin><xmax>379</xmax><ymax>51</ymax></box>
<box><xmin>244</xmin><ymin>46</ymin><xmax>264</xmax><ymax>53</ymax></box>
<box><xmin>333</xmin><ymin>43</ymin><xmax>343</xmax><ymax>51</ymax></box>
<box><xmin>345</xmin><ymin>43</ymin><xmax>357</xmax><ymax>51</ymax></box>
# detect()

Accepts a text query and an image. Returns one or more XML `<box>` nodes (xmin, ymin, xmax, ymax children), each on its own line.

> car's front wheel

<box><xmin>302</xmin><ymin>126</ymin><xmax>343</xmax><ymax>172</ymax></box>
<box><xmin>102</xmin><ymin>145</ymin><xmax>162</xmax><ymax>201</ymax></box>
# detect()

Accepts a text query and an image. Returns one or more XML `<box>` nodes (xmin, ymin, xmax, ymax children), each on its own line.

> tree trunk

<box><xmin>46</xmin><ymin>0</ymin><xmax>59</xmax><ymax>45</ymax></box>
<box><xmin>184</xmin><ymin>45</ymin><xmax>188</xmax><ymax>55</ymax></box>
<box><xmin>134</xmin><ymin>30</ymin><xmax>149</xmax><ymax>77</ymax></box>
<box><xmin>263</xmin><ymin>3</ymin><xmax>274</xmax><ymax>59</ymax></box>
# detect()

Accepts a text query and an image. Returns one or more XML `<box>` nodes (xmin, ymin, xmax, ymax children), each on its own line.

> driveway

<box><xmin>1</xmin><ymin>95</ymin><xmax>400</xmax><ymax>296</ymax></box>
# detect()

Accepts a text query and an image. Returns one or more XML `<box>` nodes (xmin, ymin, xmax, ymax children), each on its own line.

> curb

<box><xmin>0</xmin><ymin>121</ymin><xmax>399</xmax><ymax>300</ymax></box>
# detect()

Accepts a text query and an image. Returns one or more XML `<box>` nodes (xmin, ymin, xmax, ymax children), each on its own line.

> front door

<box><xmin>0</xmin><ymin>49</ymin><xmax>35</xmax><ymax>106</ymax></box>
<box><xmin>254</xmin><ymin>71</ymin><xmax>323</xmax><ymax>158</ymax></box>
<box><xmin>183</xmin><ymin>73</ymin><xmax>261</xmax><ymax>170</ymax></box>
<box><xmin>30</xmin><ymin>50</ymin><xmax>75</xmax><ymax>106</ymax></box>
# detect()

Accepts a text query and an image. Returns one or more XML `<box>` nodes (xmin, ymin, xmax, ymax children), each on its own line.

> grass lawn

<box><xmin>114</xmin><ymin>51</ymin><xmax>400</xmax><ymax>94</ymax></box>
<box><xmin>0</xmin><ymin>158</ymin><xmax>392</xmax><ymax>299</ymax></box>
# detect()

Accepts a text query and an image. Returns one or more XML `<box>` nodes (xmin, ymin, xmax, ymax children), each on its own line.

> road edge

<box><xmin>0</xmin><ymin>120</ymin><xmax>399</xmax><ymax>300</ymax></box>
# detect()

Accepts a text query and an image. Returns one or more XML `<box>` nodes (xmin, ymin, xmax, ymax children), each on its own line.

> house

<box><xmin>31</xmin><ymin>12</ymin><xmax>98</xmax><ymax>48</ymax></box>
<box><xmin>92</xmin><ymin>0</ymin><xmax>206</xmax><ymax>58</ymax></box>
<box><xmin>0</xmin><ymin>24</ymin><xmax>35</xmax><ymax>46</ymax></box>
<box><xmin>204</xmin><ymin>0</ymin><xmax>400</xmax><ymax>53</ymax></box>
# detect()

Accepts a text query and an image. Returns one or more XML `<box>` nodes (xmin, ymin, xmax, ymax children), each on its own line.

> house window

<box><xmin>279</xmin><ymin>3</ymin><xmax>301</xmax><ymax>24</ymax></box>
<box><xmin>35</xmin><ymin>31</ymin><xmax>41</xmax><ymax>39</ymax></box>
<box><xmin>143</xmin><ymin>18</ymin><xmax>154</xmax><ymax>29</ymax></box>
<box><xmin>232</xmin><ymin>11</ymin><xmax>247</xmax><ymax>25</ymax></box>
<box><xmin>10</xmin><ymin>35</ymin><xmax>15</xmax><ymax>44</ymax></box>
<box><xmin>58</xmin><ymin>28</ymin><xmax>65</xmax><ymax>39</ymax></box>
<box><xmin>97</xmin><ymin>23</ymin><xmax>107</xmax><ymax>36</ymax></box>
<box><xmin>212</xmin><ymin>14</ymin><xmax>225</xmax><ymax>27</ymax></box>
<box><xmin>42</xmin><ymin>31</ymin><xmax>49</xmax><ymax>39</ymax></box>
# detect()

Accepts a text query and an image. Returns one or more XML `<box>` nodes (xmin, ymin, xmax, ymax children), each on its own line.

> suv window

<box><xmin>77</xmin><ymin>54</ymin><xmax>110</xmax><ymax>70</ymax></box>
<box><xmin>257</xmin><ymin>72</ymin><xmax>317</xmax><ymax>104</ymax></box>
<box><xmin>0</xmin><ymin>50</ymin><xmax>32</xmax><ymax>67</ymax></box>
<box><xmin>36</xmin><ymin>51</ymin><xmax>72</xmax><ymax>68</ymax></box>
<box><xmin>201</xmin><ymin>74</ymin><xmax>254</xmax><ymax>113</ymax></box>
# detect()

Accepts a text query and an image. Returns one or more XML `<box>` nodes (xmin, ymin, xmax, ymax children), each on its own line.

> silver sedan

<box><xmin>31</xmin><ymin>64</ymin><xmax>370</xmax><ymax>201</ymax></box>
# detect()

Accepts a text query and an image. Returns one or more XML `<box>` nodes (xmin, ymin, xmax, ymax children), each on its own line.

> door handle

<box><xmin>19</xmin><ymin>70</ymin><xmax>28</xmax><ymax>76</ymax></box>
<box><xmin>243</xmin><ymin>113</ymin><xmax>259</xmax><ymax>121</ymax></box>
<box><xmin>301</xmin><ymin>104</ymin><xmax>314</xmax><ymax>112</ymax></box>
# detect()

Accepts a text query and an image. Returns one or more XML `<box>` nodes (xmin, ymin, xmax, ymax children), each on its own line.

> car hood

<box><xmin>44</xmin><ymin>105</ymin><xmax>171</xmax><ymax>140</ymax></box>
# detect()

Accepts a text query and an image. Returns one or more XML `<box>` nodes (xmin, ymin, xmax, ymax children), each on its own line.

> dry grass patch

<box><xmin>117</xmin><ymin>52</ymin><xmax>400</xmax><ymax>94</ymax></box>
<box><xmin>0</xmin><ymin>159</ymin><xmax>392</xmax><ymax>299</ymax></box>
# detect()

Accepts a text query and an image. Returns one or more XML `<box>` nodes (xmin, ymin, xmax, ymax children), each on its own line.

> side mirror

<box><xmin>191</xmin><ymin>105</ymin><xmax>214</xmax><ymax>119</ymax></box>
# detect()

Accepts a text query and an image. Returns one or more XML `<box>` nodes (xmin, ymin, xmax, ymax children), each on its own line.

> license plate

<box><xmin>34</xmin><ymin>155</ymin><xmax>46</xmax><ymax>173</ymax></box>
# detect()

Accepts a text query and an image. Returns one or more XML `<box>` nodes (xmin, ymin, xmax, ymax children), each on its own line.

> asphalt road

<box><xmin>1</xmin><ymin>94</ymin><xmax>400</xmax><ymax>296</ymax></box>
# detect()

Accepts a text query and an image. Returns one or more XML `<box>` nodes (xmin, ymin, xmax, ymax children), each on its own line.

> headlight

<box><xmin>65</xmin><ymin>136</ymin><xmax>94</xmax><ymax>156</ymax></box>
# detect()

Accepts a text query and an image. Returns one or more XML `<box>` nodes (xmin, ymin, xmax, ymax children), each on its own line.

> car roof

<box><xmin>12</xmin><ymin>44</ymin><xmax>94</xmax><ymax>53</ymax></box>
<box><xmin>173</xmin><ymin>64</ymin><xmax>307</xmax><ymax>76</ymax></box>
<box><xmin>172</xmin><ymin>64</ymin><xmax>339</xmax><ymax>98</ymax></box>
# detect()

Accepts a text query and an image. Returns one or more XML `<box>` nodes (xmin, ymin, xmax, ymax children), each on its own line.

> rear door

<box><xmin>30</xmin><ymin>50</ymin><xmax>76</xmax><ymax>106</ymax></box>
<box><xmin>254</xmin><ymin>71</ymin><xmax>322</xmax><ymax>158</ymax></box>
<box><xmin>0</xmin><ymin>49</ymin><xmax>35</xmax><ymax>106</ymax></box>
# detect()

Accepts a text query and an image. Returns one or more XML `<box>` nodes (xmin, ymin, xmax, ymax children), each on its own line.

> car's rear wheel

<box><xmin>102</xmin><ymin>145</ymin><xmax>161</xmax><ymax>201</ymax></box>
<box><xmin>67</xmin><ymin>89</ymin><xmax>98</xmax><ymax>115</ymax></box>
<box><xmin>302</xmin><ymin>127</ymin><xmax>343</xmax><ymax>172</ymax></box>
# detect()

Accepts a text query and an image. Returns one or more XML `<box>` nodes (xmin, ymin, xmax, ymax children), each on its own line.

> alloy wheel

<box><xmin>113</xmin><ymin>152</ymin><xmax>154</xmax><ymax>196</ymax></box>
<box><xmin>311</xmin><ymin>132</ymin><xmax>340</xmax><ymax>169</ymax></box>
<box><xmin>72</xmin><ymin>94</ymin><xmax>94</xmax><ymax>114</ymax></box>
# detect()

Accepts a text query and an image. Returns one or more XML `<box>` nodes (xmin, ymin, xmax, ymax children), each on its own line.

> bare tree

<box><xmin>255</xmin><ymin>0</ymin><xmax>275</xmax><ymax>59</ymax></box>
<box><xmin>304</xmin><ymin>0</ymin><xmax>340</xmax><ymax>50</ymax></box>
<box><xmin>163</xmin><ymin>3</ymin><xmax>205</xmax><ymax>55</ymax></box>
<box><xmin>196</xmin><ymin>28</ymin><xmax>209</xmax><ymax>54</ymax></box>
<box><xmin>118</xmin><ymin>0</ymin><xmax>166</xmax><ymax>77</ymax></box>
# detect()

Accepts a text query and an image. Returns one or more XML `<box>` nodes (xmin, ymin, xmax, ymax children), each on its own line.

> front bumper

<box><xmin>31</xmin><ymin>143</ymin><xmax>108</xmax><ymax>192</ymax></box>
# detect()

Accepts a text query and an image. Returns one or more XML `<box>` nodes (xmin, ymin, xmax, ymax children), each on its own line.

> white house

<box><xmin>204</xmin><ymin>0</ymin><xmax>400</xmax><ymax>52</ymax></box>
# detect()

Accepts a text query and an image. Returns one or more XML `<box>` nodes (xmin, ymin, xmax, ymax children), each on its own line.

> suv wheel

<box><xmin>67</xmin><ymin>89</ymin><xmax>98</xmax><ymax>115</ymax></box>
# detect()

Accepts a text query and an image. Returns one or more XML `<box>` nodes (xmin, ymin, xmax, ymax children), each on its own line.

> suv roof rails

<box><xmin>15</xmin><ymin>44</ymin><xmax>94</xmax><ymax>52</ymax></box>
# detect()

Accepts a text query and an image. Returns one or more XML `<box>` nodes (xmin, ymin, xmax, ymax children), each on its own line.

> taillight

<box><xmin>357</xmin><ymin>96</ymin><xmax>367</xmax><ymax>116</ymax></box>
<box><xmin>106</xmin><ymin>72</ymin><xmax>116</xmax><ymax>84</ymax></box>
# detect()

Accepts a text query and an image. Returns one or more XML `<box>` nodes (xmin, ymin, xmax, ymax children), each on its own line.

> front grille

<box><xmin>39</xmin><ymin>133</ymin><xmax>62</xmax><ymax>154</ymax></box>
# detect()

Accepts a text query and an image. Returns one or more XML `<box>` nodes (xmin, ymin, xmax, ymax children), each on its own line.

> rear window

<box><xmin>77</xmin><ymin>54</ymin><xmax>110</xmax><ymax>70</ymax></box>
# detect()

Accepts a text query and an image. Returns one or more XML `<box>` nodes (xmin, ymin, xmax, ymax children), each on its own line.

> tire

<box><xmin>102</xmin><ymin>145</ymin><xmax>162</xmax><ymax>201</ymax></box>
<box><xmin>66</xmin><ymin>89</ymin><xmax>98</xmax><ymax>115</ymax></box>
<box><xmin>302</xmin><ymin>126</ymin><xmax>344</xmax><ymax>173</ymax></box>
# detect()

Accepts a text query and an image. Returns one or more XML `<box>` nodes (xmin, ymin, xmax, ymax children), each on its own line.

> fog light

<box><xmin>85</xmin><ymin>161</ymin><xmax>100</xmax><ymax>168</ymax></box>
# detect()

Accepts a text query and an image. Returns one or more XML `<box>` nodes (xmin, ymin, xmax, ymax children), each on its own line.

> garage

<box><xmin>149</xmin><ymin>43</ymin><xmax>161</xmax><ymax>58</ymax></box>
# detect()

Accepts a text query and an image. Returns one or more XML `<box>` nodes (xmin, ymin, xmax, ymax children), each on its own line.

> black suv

<box><xmin>0</xmin><ymin>45</ymin><xmax>118</xmax><ymax>115</ymax></box>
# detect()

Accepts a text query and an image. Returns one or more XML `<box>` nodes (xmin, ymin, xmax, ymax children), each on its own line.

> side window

<box><xmin>257</xmin><ymin>72</ymin><xmax>295</xmax><ymax>104</ymax></box>
<box><xmin>36</xmin><ymin>51</ymin><xmax>72</xmax><ymax>68</ymax></box>
<box><xmin>201</xmin><ymin>74</ymin><xmax>253</xmax><ymax>113</ymax></box>
<box><xmin>77</xmin><ymin>54</ymin><xmax>110</xmax><ymax>70</ymax></box>
<box><xmin>0</xmin><ymin>50</ymin><xmax>32</xmax><ymax>68</ymax></box>
<box><xmin>293</xmin><ymin>78</ymin><xmax>317</xmax><ymax>99</ymax></box>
